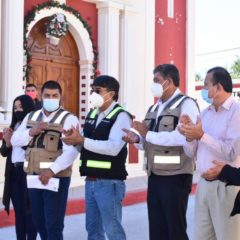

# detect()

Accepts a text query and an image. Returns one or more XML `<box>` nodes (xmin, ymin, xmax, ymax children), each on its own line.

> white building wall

<box><xmin>0</xmin><ymin>0</ymin><xmax>25</xmax><ymax>124</ymax></box>
<box><xmin>121</xmin><ymin>0</ymin><xmax>155</xmax><ymax>120</ymax></box>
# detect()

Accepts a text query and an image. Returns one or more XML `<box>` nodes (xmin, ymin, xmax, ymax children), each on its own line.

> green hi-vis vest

<box><xmin>80</xmin><ymin>104</ymin><xmax>132</xmax><ymax>180</ymax></box>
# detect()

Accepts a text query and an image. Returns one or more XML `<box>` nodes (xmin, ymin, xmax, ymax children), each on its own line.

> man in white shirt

<box><xmin>62</xmin><ymin>75</ymin><xmax>132</xmax><ymax>240</ymax></box>
<box><xmin>11</xmin><ymin>80</ymin><xmax>79</xmax><ymax>240</ymax></box>
<box><xmin>123</xmin><ymin>64</ymin><xmax>199</xmax><ymax>240</ymax></box>
<box><xmin>179</xmin><ymin>66</ymin><xmax>240</xmax><ymax>240</ymax></box>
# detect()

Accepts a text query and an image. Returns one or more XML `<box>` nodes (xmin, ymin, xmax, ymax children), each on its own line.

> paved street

<box><xmin>0</xmin><ymin>195</ymin><xmax>195</xmax><ymax>240</ymax></box>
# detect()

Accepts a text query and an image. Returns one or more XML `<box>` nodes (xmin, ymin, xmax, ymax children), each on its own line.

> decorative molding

<box><xmin>23</xmin><ymin>0</ymin><xmax>98</xmax><ymax>81</ymax></box>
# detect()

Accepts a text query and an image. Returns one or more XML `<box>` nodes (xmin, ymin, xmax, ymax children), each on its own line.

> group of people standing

<box><xmin>1</xmin><ymin>64</ymin><xmax>240</xmax><ymax>240</ymax></box>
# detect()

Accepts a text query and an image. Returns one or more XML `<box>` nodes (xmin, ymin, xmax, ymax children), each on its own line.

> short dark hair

<box><xmin>153</xmin><ymin>64</ymin><xmax>180</xmax><ymax>87</ymax></box>
<box><xmin>207</xmin><ymin>67</ymin><xmax>232</xmax><ymax>93</ymax></box>
<box><xmin>41</xmin><ymin>80</ymin><xmax>62</xmax><ymax>94</ymax></box>
<box><xmin>93</xmin><ymin>75</ymin><xmax>119</xmax><ymax>101</ymax></box>
<box><xmin>26</xmin><ymin>83</ymin><xmax>37</xmax><ymax>89</ymax></box>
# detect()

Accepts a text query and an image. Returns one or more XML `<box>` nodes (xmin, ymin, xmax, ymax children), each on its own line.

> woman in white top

<box><xmin>0</xmin><ymin>94</ymin><xmax>37</xmax><ymax>240</ymax></box>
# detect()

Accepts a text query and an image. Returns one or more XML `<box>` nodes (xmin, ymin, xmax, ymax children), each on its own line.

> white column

<box><xmin>0</xmin><ymin>0</ymin><xmax>24</xmax><ymax>122</ymax></box>
<box><xmin>186</xmin><ymin>0</ymin><xmax>196</xmax><ymax>98</ymax></box>
<box><xmin>97</xmin><ymin>1</ymin><xmax>122</xmax><ymax>79</ymax></box>
<box><xmin>119</xmin><ymin>5</ymin><xmax>133</xmax><ymax>107</ymax></box>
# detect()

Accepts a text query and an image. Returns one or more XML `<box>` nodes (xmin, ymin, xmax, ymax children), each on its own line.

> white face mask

<box><xmin>43</xmin><ymin>98</ymin><xmax>60</xmax><ymax>112</ymax></box>
<box><xmin>151</xmin><ymin>82</ymin><xmax>164</xmax><ymax>98</ymax></box>
<box><xmin>89</xmin><ymin>92</ymin><xmax>104</xmax><ymax>108</ymax></box>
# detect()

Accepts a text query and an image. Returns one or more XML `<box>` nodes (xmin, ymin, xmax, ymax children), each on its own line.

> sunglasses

<box><xmin>90</xmin><ymin>87</ymin><xmax>109</xmax><ymax>94</ymax></box>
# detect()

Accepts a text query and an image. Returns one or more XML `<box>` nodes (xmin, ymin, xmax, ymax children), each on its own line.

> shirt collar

<box><xmin>41</xmin><ymin>107</ymin><xmax>62</xmax><ymax>119</ymax></box>
<box><xmin>158</xmin><ymin>88</ymin><xmax>181</xmax><ymax>105</ymax></box>
<box><xmin>208</xmin><ymin>96</ymin><xmax>235</xmax><ymax>111</ymax></box>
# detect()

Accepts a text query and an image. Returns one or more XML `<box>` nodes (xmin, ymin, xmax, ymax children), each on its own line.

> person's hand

<box><xmin>62</xmin><ymin>124</ymin><xmax>84</xmax><ymax>145</ymax></box>
<box><xmin>122</xmin><ymin>129</ymin><xmax>140</xmax><ymax>144</ymax></box>
<box><xmin>3</xmin><ymin>128</ymin><xmax>13</xmax><ymax>147</ymax></box>
<box><xmin>179</xmin><ymin>114</ymin><xmax>193</xmax><ymax>125</ymax></box>
<box><xmin>202</xmin><ymin>160</ymin><xmax>226</xmax><ymax>181</ymax></box>
<box><xmin>29</xmin><ymin>122</ymin><xmax>48</xmax><ymax>137</ymax></box>
<box><xmin>179</xmin><ymin>116</ymin><xmax>204</xmax><ymax>141</ymax></box>
<box><xmin>39</xmin><ymin>169</ymin><xmax>55</xmax><ymax>185</ymax></box>
<box><xmin>132</xmin><ymin>121</ymin><xmax>148</xmax><ymax>138</ymax></box>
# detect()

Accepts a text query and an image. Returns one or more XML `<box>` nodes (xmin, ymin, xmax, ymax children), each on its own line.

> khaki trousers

<box><xmin>195</xmin><ymin>178</ymin><xmax>240</xmax><ymax>240</ymax></box>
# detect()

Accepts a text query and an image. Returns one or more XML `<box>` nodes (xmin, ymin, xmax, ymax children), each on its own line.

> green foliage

<box><xmin>230</xmin><ymin>57</ymin><xmax>240</xmax><ymax>79</ymax></box>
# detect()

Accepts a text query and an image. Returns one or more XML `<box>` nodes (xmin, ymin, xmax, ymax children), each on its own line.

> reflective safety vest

<box><xmin>24</xmin><ymin>108</ymin><xmax>72</xmax><ymax>177</ymax></box>
<box><xmin>144</xmin><ymin>94</ymin><xmax>198</xmax><ymax>176</ymax></box>
<box><xmin>80</xmin><ymin>104</ymin><xmax>132</xmax><ymax>180</ymax></box>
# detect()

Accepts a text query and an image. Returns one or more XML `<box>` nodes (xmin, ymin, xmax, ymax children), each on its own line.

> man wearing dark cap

<box><xmin>62</xmin><ymin>75</ymin><xmax>132</xmax><ymax>240</ymax></box>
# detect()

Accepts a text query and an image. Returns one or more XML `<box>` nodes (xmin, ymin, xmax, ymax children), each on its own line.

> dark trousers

<box><xmin>147</xmin><ymin>173</ymin><xmax>192</xmax><ymax>240</ymax></box>
<box><xmin>28</xmin><ymin>177</ymin><xmax>70</xmax><ymax>240</ymax></box>
<box><xmin>10</xmin><ymin>166</ymin><xmax>37</xmax><ymax>240</ymax></box>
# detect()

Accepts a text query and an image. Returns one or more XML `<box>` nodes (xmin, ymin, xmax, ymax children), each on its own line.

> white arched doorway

<box><xmin>26</xmin><ymin>7</ymin><xmax>94</xmax><ymax>125</ymax></box>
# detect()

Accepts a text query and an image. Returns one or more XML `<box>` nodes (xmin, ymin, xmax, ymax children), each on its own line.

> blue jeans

<box><xmin>28</xmin><ymin>177</ymin><xmax>70</xmax><ymax>240</ymax></box>
<box><xmin>85</xmin><ymin>179</ymin><xmax>126</xmax><ymax>240</ymax></box>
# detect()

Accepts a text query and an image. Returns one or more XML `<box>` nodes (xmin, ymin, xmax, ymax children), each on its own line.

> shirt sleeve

<box><xmin>50</xmin><ymin>114</ymin><xmax>79</xmax><ymax>174</ymax></box>
<box><xmin>218</xmin><ymin>165</ymin><xmax>240</xmax><ymax>186</ymax></box>
<box><xmin>11</xmin><ymin>113</ymin><xmax>33</xmax><ymax>147</ymax></box>
<box><xmin>145</xmin><ymin>98</ymin><xmax>200</xmax><ymax>146</ymax></box>
<box><xmin>199</xmin><ymin>107</ymin><xmax>240</xmax><ymax>162</ymax></box>
<box><xmin>83</xmin><ymin>112</ymin><xmax>132</xmax><ymax>156</ymax></box>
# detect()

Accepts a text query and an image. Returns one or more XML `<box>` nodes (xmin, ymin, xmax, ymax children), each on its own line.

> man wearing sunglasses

<box><xmin>62</xmin><ymin>75</ymin><xmax>132</xmax><ymax>240</ymax></box>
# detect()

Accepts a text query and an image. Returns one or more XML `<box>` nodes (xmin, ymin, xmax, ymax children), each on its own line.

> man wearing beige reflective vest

<box><xmin>62</xmin><ymin>75</ymin><xmax>132</xmax><ymax>240</ymax></box>
<box><xmin>11</xmin><ymin>80</ymin><xmax>79</xmax><ymax>240</ymax></box>
<box><xmin>123</xmin><ymin>64</ymin><xmax>199</xmax><ymax>240</ymax></box>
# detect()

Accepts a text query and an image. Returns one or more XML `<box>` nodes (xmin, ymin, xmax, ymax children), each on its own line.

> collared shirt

<box><xmin>11</xmin><ymin>108</ymin><xmax>79</xmax><ymax>174</ymax></box>
<box><xmin>184</xmin><ymin>96</ymin><xmax>240</xmax><ymax>174</ymax></box>
<box><xmin>83</xmin><ymin>101</ymin><xmax>132</xmax><ymax>156</ymax></box>
<box><xmin>136</xmin><ymin>89</ymin><xmax>199</xmax><ymax>149</ymax></box>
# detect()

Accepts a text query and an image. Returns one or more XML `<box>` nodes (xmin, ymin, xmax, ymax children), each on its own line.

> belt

<box><xmin>86</xmin><ymin>176</ymin><xmax>97</xmax><ymax>181</ymax></box>
<box><xmin>12</xmin><ymin>162</ymin><xmax>24</xmax><ymax>168</ymax></box>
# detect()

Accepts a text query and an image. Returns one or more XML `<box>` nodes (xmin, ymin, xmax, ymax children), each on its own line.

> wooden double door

<box><xmin>27</xmin><ymin>18</ymin><xmax>80</xmax><ymax>116</ymax></box>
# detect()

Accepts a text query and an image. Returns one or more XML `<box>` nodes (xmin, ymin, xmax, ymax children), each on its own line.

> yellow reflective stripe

<box><xmin>90</xmin><ymin>109</ymin><xmax>98</xmax><ymax>119</ymax></box>
<box><xmin>106</xmin><ymin>106</ymin><xmax>123</xmax><ymax>119</ymax></box>
<box><xmin>79</xmin><ymin>160</ymin><xmax>82</xmax><ymax>167</ymax></box>
<box><xmin>86</xmin><ymin>160</ymin><xmax>111</xmax><ymax>169</ymax></box>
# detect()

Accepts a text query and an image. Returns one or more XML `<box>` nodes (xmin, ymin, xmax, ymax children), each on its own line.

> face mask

<box><xmin>201</xmin><ymin>88</ymin><xmax>212</xmax><ymax>104</ymax></box>
<box><xmin>26</xmin><ymin>92</ymin><xmax>37</xmax><ymax>100</ymax></box>
<box><xmin>43</xmin><ymin>99</ymin><xmax>60</xmax><ymax>112</ymax></box>
<box><xmin>89</xmin><ymin>92</ymin><xmax>104</xmax><ymax>108</ymax></box>
<box><xmin>151</xmin><ymin>79</ymin><xmax>170</xmax><ymax>98</ymax></box>
<box><xmin>14</xmin><ymin>111</ymin><xmax>26</xmax><ymax>121</ymax></box>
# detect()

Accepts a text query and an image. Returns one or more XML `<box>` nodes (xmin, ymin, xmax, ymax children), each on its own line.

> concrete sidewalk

<box><xmin>0</xmin><ymin>163</ymin><xmax>198</xmax><ymax>228</ymax></box>
<box><xmin>0</xmin><ymin>196</ymin><xmax>196</xmax><ymax>240</ymax></box>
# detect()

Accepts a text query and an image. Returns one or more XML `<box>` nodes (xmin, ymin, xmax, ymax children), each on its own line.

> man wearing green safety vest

<box><xmin>62</xmin><ymin>75</ymin><xmax>133</xmax><ymax>240</ymax></box>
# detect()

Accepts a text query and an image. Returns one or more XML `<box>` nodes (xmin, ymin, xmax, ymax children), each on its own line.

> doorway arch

<box><xmin>25</xmin><ymin>7</ymin><xmax>94</xmax><ymax>122</ymax></box>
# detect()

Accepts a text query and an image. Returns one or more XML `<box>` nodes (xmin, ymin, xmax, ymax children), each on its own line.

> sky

<box><xmin>195</xmin><ymin>0</ymin><xmax>240</xmax><ymax>77</ymax></box>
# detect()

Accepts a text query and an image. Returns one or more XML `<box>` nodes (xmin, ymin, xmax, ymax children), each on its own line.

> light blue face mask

<box><xmin>43</xmin><ymin>98</ymin><xmax>60</xmax><ymax>112</ymax></box>
<box><xmin>201</xmin><ymin>88</ymin><xmax>212</xmax><ymax>104</ymax></box>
